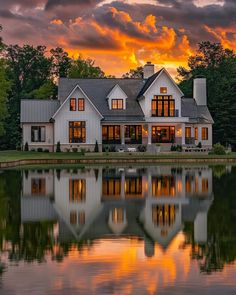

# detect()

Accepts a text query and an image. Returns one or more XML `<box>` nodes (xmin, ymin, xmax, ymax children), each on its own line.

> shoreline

<box><xmin>1</xmin><ymin>155</ymin><xmax>236</xmax><ymax>168</ymax></box>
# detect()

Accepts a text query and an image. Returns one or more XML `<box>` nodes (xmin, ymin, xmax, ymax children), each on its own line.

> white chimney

<box><xmin>193</xmin><ymin>76</ymin><xmax>207</xmax><ymax>105</ymax></box>
<box><xmin>143</xmin><ymin>61</ymin><xmax>155</xmax><ymax>79</ymax></box>
<box><xmin>194</xmin><ymin>211</ymin><xmax>207</xmax><ymax>244</ymax></box>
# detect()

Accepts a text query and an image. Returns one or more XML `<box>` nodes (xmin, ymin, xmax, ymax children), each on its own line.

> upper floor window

<box><xmin>69</xmin><ymin>121</ymin><xmax>86</xmax><ymax>143</ymax></box>
<box><xmin>31</xmin><ymin>126</ymin><xmax>46</xmax><ymax>142</ymax></box>
<box><xmin>78</xmin><ymin>98</ymin><xmax>85</xmax><ymax>111</ymax></box>
<box><xmin>202</xmin><ymin>127</ymin><xmax>208</xmax><ymax>140</ymax></box>
<box><xmin>70</xmin><ymin>98</ymin><xmax>76</xmax><ymax>111</ymax></box>
<box><xmin>160</xmin><ymin>87</ymin><xmax>167</xmax><ymax>94</ymax></box>
<box><xmin>152</xmin><ymin>95</ymin><xmax>175</xmax><ymax>117</ymax></box>
<box><xmin>112</xmin><ymin>99</ymin><xmax>123</xmax><ymax>110</ymax></box>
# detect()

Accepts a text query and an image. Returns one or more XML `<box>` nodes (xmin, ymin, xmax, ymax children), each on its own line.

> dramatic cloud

<box><xmin>0</xmin><ymin>0</ymin><xmax>235</xmax><ymax>76</ymax></box>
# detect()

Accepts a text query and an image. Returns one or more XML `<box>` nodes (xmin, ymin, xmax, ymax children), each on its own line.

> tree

<box><xmin>122</xmin><ymin>66</ymin><xmax>143</xmax><ymax>79</ymax></box>
<box><xmin>68</xmin><ymin>56</ymin><xmax>105</xmax><ymax>78</ymax></box>
<box><xmin>50</xmin><ymin>47</ymin><xmax>71</xmax><ymax>78</ymax></box>
<box><xmin>30</xmin><ymin>80</ymin><xmax>56</xmax><ymax>100</ymax></box>
<box><xmin>177</xmin><ymin>42</ymin><xmax>236</xmax><ymax>148</ymax></box>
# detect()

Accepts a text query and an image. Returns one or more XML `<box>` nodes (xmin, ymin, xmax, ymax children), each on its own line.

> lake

<box><xmin>0</xmin><ymin>164</ymin><xmax>236</xmax><ymax>295</ymax></box>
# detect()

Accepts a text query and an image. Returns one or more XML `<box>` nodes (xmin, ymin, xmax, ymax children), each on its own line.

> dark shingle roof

<box><xmin>58</xmin><ymin>78</ymin><xmax>145</xmax><ymax>120</ymax></box>
<box><xmin>181</xmin><ymin>98</ymin><xmax>214</xmax><ymax>123</ymax></box>
<box><xmin>137</xmin><ymin>69</ymin><xmax>163</xmax><ymax>99</ymax></box>
<box><xmin>21</xmin><ymin>99</ymin><xmax>60</xmax><ymax>123</ymax></box>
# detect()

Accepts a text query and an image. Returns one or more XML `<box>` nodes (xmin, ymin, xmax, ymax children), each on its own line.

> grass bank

<box><xmin>0</xmin><ymin>150</ymin><xmax>236</xmax><ymax>168</ymax></box>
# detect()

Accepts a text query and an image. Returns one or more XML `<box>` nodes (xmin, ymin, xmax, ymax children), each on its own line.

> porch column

<box><xmin>182</xmin><ymin>123</ymin><xmax>185</xmax><ymax>145</ymax></box>
<box><xmin>121</xmin><ymin>124</ymin><xmax>125</xmax><ymax>145</ymax></box>
<box><xmin>121</xmin><ymin>172</ymin><xmax>125</xmax><ymax>199</ymax></box>
<box><xmin>148</xmin><ymin>124</ymin><xmax>152</xmax><ymax>145</ymax></box>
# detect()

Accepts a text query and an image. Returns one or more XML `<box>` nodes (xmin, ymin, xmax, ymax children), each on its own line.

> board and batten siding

<box><xmin>22</xmin><ymin>123</ymin><xmax>54</xmax><ymax>149</ymax></box>
<box><xmin>54</xmin><ymin>87</ymin><xmax>102</xmax><ymax>147</ymax></box>
<box><xmin>139</xmin><ymin>71</ymin><xmax>183</xmax><ymax>122</ymax></box>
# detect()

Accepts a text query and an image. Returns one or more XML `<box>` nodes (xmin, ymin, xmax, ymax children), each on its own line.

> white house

<box><xmin>20</xmin><ymin>62</ymin><xmax>213</xmax><ymax>152</ymax></box>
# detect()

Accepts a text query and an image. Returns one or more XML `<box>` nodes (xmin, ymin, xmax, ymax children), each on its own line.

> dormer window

<box><xmin>78</xmin><ymin>98</ymin><xmax>85</xmax><ymax>111</ymax></box>
<box><xmin>160</xmin><ymin>87</ymin><xmax>167</xmax><ymax>94</ymax></box>
<box><xmin>112</xmin><ymin>99</ymin><xmax>123</xmax><ymax>110</ymax></box>
<box><xmin>70</xmin><ymin>98</ymin><xmax>76</xmax><ymax>111</ymax></box>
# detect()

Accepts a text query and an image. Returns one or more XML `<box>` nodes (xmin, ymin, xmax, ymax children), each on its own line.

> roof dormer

<box><xmin>107</xmin><ymin>84</ymin><xmax>127</xmax><ymax>110</ymax></box>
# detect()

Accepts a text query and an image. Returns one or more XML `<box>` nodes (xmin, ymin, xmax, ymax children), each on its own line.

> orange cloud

<box><xmin>50</xmin><ymin>19</ymin><xmax>63</xmax><ymax>25</ymax></box>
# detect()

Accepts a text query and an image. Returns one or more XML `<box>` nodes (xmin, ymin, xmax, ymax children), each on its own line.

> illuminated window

<box><xmin>125</xmin><ymin>177</ymin><xmax>142</xmax><ymax>197</ymax></box>
<box><xmin>195</xmin><ymin>127</ymin><xmax>198</xmax><ymax>140</ymax></box>
<box><xmin>202</xmin><ymin>178</ymin><xmax>209</xmax><ymax>193</ymax></box>
<box><xmin>31</xmin><ymin>126</ymin><xmax>46</xmax><ymax>142</ymax></box>
<box><xmin>152</xmin><ymin>126</ymin><xmax>175</xmax><ymax>143</ymax></box>
<box><xmin>69</xmin><ymin>121</ymin><xmax>86</xmax><ymax>143</ymax></box>
<box><xmin>160</xmin><ymin>87</ymin><xmax>167</xmax><ymax>94</ymax></box>
<box><xmin>78</xmin><ymin>98</ymin><xmax>85</xmax><ymax>111</ymax></box>
<box><xmin>112</xmin><ymin>208</ymin><xmax>124</xmax><ymax>224</ymax></box>
<box><xmin>70</xmin><ymin>211</ymin><xmax>77</xmax><ymax>225</ymax></box>
<box><xmin>70</xmin><ymin>98</ymin><xmax>76</xmax><ymax>111</ymax></box>
<box><xmin>102</xmin><ymin>125</ymin><xmax>121</xmax><ymax>144</ymax></box>
<box><xmin>124</xmin><ymin>125</ymin><xmax>142</xmax><ymax>144</ymax></box>
<box><xmin>31</xmin><ymin>178</ymin><xmax>46</xmax><ymax>195</ymax></box>
<box><xmin>202</xmin><ymin>127</ymin><xmax>208</xmax><ymax>140</ymax></box>
<box><xmin>112</xmin><ymin>99</ymin><xmax>123</xmax><ymax>110</ymax></box>
<box><xmin>152</xmin><ymin>95</ymin><xmax>175</xmax><ymax>117</ymax></box>
<box><xmin>69</xmin><ymin>179</ymin><xmax>86</xmax><ymax>202</ymax></box>
<box><xmin>152</xmin><ymin>176</ymin><xmax>176</xmax><ymax>197</ymax></box>
<box><xmin>185</xmin><ymin>127</ymin><xmax>191</xmax><ymax>138</ymax></box>
<box><xmin>152</xmin><ymin>205</ymin><xmax>176</xmax><ymax>227</ymax></box>
<box><xmin>102</xmin><ymin>178</ymin><xmax>121</xmax><ymax>196</ymax></box>
<box><xmin>78</xmin><ymin>211</ymin><xmax>85</xmax><ymax>225</ymax></box>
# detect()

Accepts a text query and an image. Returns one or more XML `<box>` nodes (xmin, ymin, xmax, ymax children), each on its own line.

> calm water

<box><xmin>0</xmin><ymin>164</ymin><xmax>236</xmax><ymax>295</ymax></box>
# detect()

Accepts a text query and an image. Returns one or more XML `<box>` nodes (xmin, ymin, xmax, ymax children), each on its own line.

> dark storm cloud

<box><xmin>45</xmin><ymin>0</ymin><xmax>102</xmax><ymax>10</ymax></box>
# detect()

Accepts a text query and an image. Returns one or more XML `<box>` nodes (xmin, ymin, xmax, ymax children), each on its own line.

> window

<box><xmin>69</xmin><ymin>179</ymin><xmax>86</xmax><ymax>202</ymax></box>
<box><xmin>195</xmin><ymin>127</ymin><xmax>198</xmax><ymax>140</ymax></box>
<box><xmin>78</xmin><ymin>211</ymin><xmax>85</xmax><ymax>225</ymax></box>
<box><xmin>31</xmin><ymin>178</ymin><xmax>46</xmax><ymax>195</ymax></box>
<box><xmin>70</xmin><ymin>211</ymin><xmax>77</xmax><ymax>225</ymax></box>
<box><xmin>152</xmin><ymin>176</ymin><xmax>176</xmax><ymax>197</ymax></box>
<box><xmin>125</xmin><ymin>125</ymin><xmax>142</xmax><ymax>144</ymax></box>
<box><xmin>112</xmin><ymin>208</ymin><xmax>124</xmax><ymax>224</ymax></box>
<box><xmin>69</xmin><ymin>121</ymin><xmax>86</xmax><ymax>143</ymax></box>
<box><xmin>185</xmin><ymin>127</ymin><xmax>191</xmax><ymax>138</ymax></box>
<box><xmin>102</xmin><ymin>125</ymin><xmax>121</xmax><ymax>144</ymax></box>
<box><xmin>152</xmin><ymin>95</ymin><xmax>175</xmax><ymax>117</ymax></box>
<box><xmin>152</xmin><ymin>205</ymin><xmax>176</xmax><ymax>227</ymax></box>
<box><xmin>78</xmin><ymin>98</ymin><xmax>85</xmax><ymax>111</ymax></box>
<box><xmin>112</xmin><ymin>99</ymin><xmax>123</xmax><ymax>110</ymax></box>
<box><xmin>31</xmin><ymin>126</ymin><xmax>46</xmax><ymax>142</ymax></box>
<box><xmin>102</xmin><ymin>178</ymin><xmax>121</xmax><ymax>196</ymax></box>
<box><xmin>125</xmin><ymin>177</ymin><xmax>142</xmax><ymax>197</ymax></box>
<box><xmin>70</xmin><ymin>98</ymin><xmax>76</xmax><ymax>111</ymax></box>
<box><xmin>202</xmin><ymin>127</ymin><xmax>208</xmax><ymax>140</ymax></box>
<box><xmin>202</xmin><ymin>178</ymin><xmax>209</xmax><ymax>193</ymax></box>
<box><xmin>152</xmin><ymin>126</ymin><xmax>175</xmax><ymax>143</ymax></box>
<box><xmin>160</xmin><ymin>87</ymin><xmax>167</xmax><ymax>94</ymax></box>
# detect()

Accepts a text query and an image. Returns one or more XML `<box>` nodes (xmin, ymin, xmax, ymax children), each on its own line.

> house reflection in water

<box><xmin>21</xmin><ymin>166</ymin><xmax>213</xmax><ymax>256</ymax></box>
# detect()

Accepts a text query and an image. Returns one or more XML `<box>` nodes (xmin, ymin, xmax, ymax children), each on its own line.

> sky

<box><xmin>0</xmin><ymin>0</ymin><xmax>235</xmax><ymax>77</ymax></box>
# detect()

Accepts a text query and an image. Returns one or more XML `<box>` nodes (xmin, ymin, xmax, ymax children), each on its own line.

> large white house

<box><xmin>20</xmin><ymin>62</ymin><xmax>213</xmax><ymax>152</ymax></box>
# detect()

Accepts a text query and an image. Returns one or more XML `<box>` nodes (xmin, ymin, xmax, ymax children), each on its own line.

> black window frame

<box><xmin>31</xmin><ymin>126</ymin><xmax>46</xmax><ymax>142</ymax></box>
<box><xmin>152</xmin><ymin>126</ymin><xmax>175</xmax><ymax>143</ymax></box>
<box><xmin>102</xmin><ymin>125</ymin><xmax>121</xmax><ymax>144</ymax></box>
<box><xmin>78</xmin><ymin>98</ymin><xmax>85</xmax><ymax>111</ymax></box>
<box><xmin>69</xmin><ymin>121</ymin><xmax>86</xmax><ymax>143</ymax></box>
<box><xmin>124</xmin><ymin>125</ymin><xmax>142</xmax><ymax>144</ymax></box>
<box><xmin>111</xmin><ymin>99</ymin><xmax>124</xmax><ymax>110</ymax></box>
<box><xmin>70</xmin><ymin>98</ymin><xmax>76</xmax><ymax>111</ymax></box>
<box><xmin>151</xmin><ymin>95</ymin><xmax>175</xmax><ymax>117</ymax></box>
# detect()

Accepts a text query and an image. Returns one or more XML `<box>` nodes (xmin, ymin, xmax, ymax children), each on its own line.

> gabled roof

<box><xmin>20</xmin><ymin>99</ymin><xmax>60</xmax><ymax>123</ymax></box>
<box><xmin>58</xmin><ymin>78</ymin><xmax>145</xmax><ymax>121</ymax></box>
<box><xmin>106</xmin><ymin>84</ymin><xmax>128</xmax><ymax>99</ymax></box>
<box><xmin>181</xmin><ymin>98</ymin><xmax>214</xmax><ymax>123</ymax></box>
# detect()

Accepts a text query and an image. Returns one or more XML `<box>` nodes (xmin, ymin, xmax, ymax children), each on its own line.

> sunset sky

<box><xmin>0</xmin><ymin>0</ymin><xmax>236</xmax><ymax>77</ymax></box>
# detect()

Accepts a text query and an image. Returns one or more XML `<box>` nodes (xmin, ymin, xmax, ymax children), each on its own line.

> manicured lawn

<box><xmin>0</xmin><ymin>150</ymin><xmax>236</xmax><ymax>163</ymax></box>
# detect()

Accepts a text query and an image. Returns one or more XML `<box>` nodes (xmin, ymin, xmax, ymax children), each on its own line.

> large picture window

<box><xmin>102</xmin><ymin>178</ymin><xmax>121</xmax><ymax>196</ymax></box>
<box><xmin>31</xmin><ymin>126</ymin><xmax>46</xmax><ymax>142</ymax></box>
<box><xmin>125</xmin><ymin>125</ymin><xmax>142</xmax><ymax>144</ymax></box>
<box><xmin>102</xmin><ymin>125</ymin><xmax>121</xmax><ymax>144</ymax></box>
<box><xmin>69</xmin><ymin>121</ymin><xmax>86</xmax><ymax>143</ymax></box>
<box><xmin>125</xmin><ymin>177</ymin><xmax>142</xmax><ymax>197</ymax></box>
<box><xmin>152</xmin><ymin>176</ymin><xmax>176</xmax><ymax>197</ymax></box>
<box><xmin>69</xmin><ymin>179</ymin><xmax>86</xmax><ymax>202</ymax></box>
<box><xmin>152</xmin><ymin>126</ymin><xmax>175</xmax><ymax>143</ymax></box>
<box><xmin>152</xmin><ymin>95</ymin><xmax>175</xmax><ymax>117</ymax></box>
<box><xmin>112</xmin><ymin>99</ymin><xmax>123</xmax><ymax>110</ymax></box>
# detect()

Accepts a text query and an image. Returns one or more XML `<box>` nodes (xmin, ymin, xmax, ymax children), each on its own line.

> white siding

<box><xmin>107</xmin><ymin>84</ymin><xmax>127</xmax><ymax>109</ymax></box>
<box><xmin>139</xmin><ymin>71</ymin><xmax>183</xmax><ymax>122</ymax></box>
<box><xmin>54</xmin><ymin>87</ymin><xmax>102</xmax><ymax>146</ymax></box>
<box><xmin>22</xmin><ymin>123</ymin><xmax>54</xmax><ymax>148</ymax></box>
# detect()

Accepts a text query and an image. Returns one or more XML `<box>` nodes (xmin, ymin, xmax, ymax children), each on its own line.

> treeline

<box><xmin>1</xmin><ymin>23</ymin><xmax>236</xmax><ymax>149</ymax></box>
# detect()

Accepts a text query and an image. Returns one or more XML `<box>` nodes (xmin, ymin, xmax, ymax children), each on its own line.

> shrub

<box><xmin>109</xmin><ymin>145</ymin><xmax>116</xmax><ymax>152</ymax></box>
<box><xmin>176</xmin><ymin>145</ymin><xmax>182</xmax><ymax>152</ymax></box>
<box><xmin>94</xmin><ymin>140</ymin><xmax>99</xmax><ymax>152</ymax></box>
<box><xmin>66</xmin><ymin>148</ymin><xmax>71</xmax><ymax>152</ymax></box>
<box><xmin>213</xmin><ymin>143</ymin><xmax>226</xmax><ymax>155</ymax></box>
<box><xmin>171</xmin><ymin>145</ymin><xmax>177</xmax><ymax>151</ymax></box>
<box><xmin>80</xmin><ymin>148</ymin><xmax>86</xmax><ymax>155</ymax></box>
<box><xmin>44</xmin><ymin>149</ymin><xmax>49</xmax><ymax>153</ymax></box>
<box><xmin>137</xmin><ymin>145</ymin><xmax>147</xmax><ymax>152</ymax></box>
<box><xmin>16</xmin><ymin>145</ymin><xmax>21</xmax><ymax>151</ymax></box>
<box><xmin>72</xmin><ymin>148</ymin><xmax>78</xmax><ymax>153</ymax></box>
<box><xmin>197</xmin><ymin>142</ymin><xmax>202</xmax><ymax>148</ymax></box>
<box><xmin>56</xmin><ymin>141</ymin><xmax>61</xmax><ymax>152</ymax></box>
<box><xmin>24</xmin><ymin>142</ymin><xmax>29</xmax><ymax>151</ymax></box>
<box><xmin>37</xmin><ymin>148</ymin><xmax>43</xmax><ymax>152</ymax></box>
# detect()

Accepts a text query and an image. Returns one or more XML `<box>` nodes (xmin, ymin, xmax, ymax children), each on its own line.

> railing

<box><xmin>102</xmin><ymin>139</ymin><xmax>121</xmax><ymax>144</ymax></box>
<box><xmin>185</xmin><ymin>137</ymin><xmax>195</xmax><ymax>145</ymax></box>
